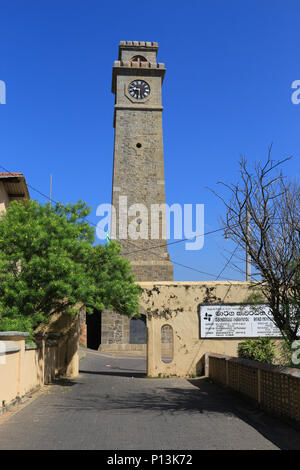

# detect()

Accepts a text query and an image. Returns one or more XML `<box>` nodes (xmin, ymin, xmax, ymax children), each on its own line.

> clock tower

<box><xmin>96</xmin><ymin>41</ymin><xmax>173</xmax><ymax>352</ymax></box>
<box><xmin>111</xmin><ymin>41</ymin><xmax>173</xmax><ymax>281</ymax></box>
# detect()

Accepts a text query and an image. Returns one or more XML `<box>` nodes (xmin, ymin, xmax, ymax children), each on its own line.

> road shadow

<box><xmin>188</xmin><ymin>378</ymin><xmax>300</xmax><ymax>450</ymax></box>
<box><xmin>51</xmin><ymin>377</ymin><xmax>80</xmax><ymax>387</ymax></box>
<box><xmin>55</xmin><ymin>375</ymin><xmax>300</xmax><ymax>450</ymax></box>
<box><xmin>79</xmin><ymin>369</ymin><xmax>146</xmax><ymax>378</ymax></box>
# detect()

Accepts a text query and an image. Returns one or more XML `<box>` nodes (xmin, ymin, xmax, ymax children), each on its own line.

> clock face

<box><xmin>128</xmin><ymin>80</ymin><xmax>150</xmax><ymax>100</ymax></box>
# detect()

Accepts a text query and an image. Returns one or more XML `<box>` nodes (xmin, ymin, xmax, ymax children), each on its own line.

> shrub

<box><xmin>238</xmin><ymin>338</ymin><xmax>276</xmax><ymax>364</ymax></box>
<box><xmin>0</xmin><ymin>316</ymin><xmax>34</xmax><ymax>338</ymax></box>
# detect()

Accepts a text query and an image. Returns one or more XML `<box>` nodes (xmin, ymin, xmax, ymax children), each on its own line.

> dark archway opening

<box><xmin>130</xmin><ymin>55</ymin><xmax>148</xmax><ymax>65</ymax></box>
<box><xmin>130</xmin><ymin>315</ymin><xmax>146</xmax><ymax>344</ymax></box>
<box><xmin>86</xmin><ymin>309</ymin><xmax>102</xmax><ymax>350</ymax></box>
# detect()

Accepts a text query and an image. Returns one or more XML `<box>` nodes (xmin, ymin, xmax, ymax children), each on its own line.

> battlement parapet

<box><xmin>113</xmin><ymin>60</ymin><xmax>165</xmax><ymax>70</ymax></box>
<box><xmin>119</xmin><ymin>41</ymin><xmax>159</xmax><ymax>49</ymax></box>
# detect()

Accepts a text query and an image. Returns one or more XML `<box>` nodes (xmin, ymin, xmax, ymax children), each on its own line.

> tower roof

<box><xmin>112</xmin><ymin>41</ymin><xmax>165</xmax><ymax>94</ymax></box>
<box><xmin>118</xmin><ymin>41</ymin><xmax>158</xmax><ymax>59</ymax></box>
<box><xmin>119</xmin><ymin>41</ymin><xmax>158</xmax><ymax>48</ymax></box>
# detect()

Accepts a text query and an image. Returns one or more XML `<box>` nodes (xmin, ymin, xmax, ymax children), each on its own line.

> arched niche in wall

<box><xmin>130</xmin><ymin>314</ymin><xmax>147</xmax><ymax>344</ymax></box>
<box><xmin>161</xmin><ymin>324</ymin><xmax>174</xmax><ymax>363</ymax></box>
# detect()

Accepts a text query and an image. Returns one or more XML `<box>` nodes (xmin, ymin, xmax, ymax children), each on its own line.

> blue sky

<box><xmin>0</xmin><ymin>0</ymin><xmax>299</xmax><ymax>281</ymax></box>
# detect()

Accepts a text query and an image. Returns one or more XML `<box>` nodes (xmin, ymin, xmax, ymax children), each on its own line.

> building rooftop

<box><xmin>0</xmin><ymin>172</ymin><xmax>30</xmax><ymax>201</ymax></box>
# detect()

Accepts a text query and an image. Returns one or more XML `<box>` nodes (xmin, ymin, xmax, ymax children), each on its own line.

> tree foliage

<box><xmin>0</xmin><ymin>200</ymin><xmax>141</xmax><ymax>336</ymax></box>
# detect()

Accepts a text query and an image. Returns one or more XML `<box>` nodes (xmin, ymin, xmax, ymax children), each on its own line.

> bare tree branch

<box><xmin>211</xmin><ymin>149</ymin><xmax>300</xmax><ymax>342</ymax></box>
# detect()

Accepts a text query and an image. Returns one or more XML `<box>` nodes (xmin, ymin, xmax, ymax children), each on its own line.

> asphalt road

<box><xmin>0</xmin><ymin>349</ymin><xmax>299</xmax><ymax>450</ymax></box>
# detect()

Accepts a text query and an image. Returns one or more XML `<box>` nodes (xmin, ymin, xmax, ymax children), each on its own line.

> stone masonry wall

<box><xmin>111</xmin><ymin>105</ymin><xmax>174</xmax><ymax>282</ymax></box>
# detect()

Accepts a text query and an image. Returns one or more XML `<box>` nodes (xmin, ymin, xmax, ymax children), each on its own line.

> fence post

<box><xmin>0</xmin><ymin>332</ymin><xmax>29</xmax><ymax>398</ymax></box>
<box><xmin>257</xmin><ymin>368</ymin><xmax>262</xmax><ymax>404</ymax></box>
<box><xmin>226</xmin><ymin>358</ymin><xmax>229</xmax><ymax>386</ymax></box>
<box><xmin>205</xmin><ymin>352</ymin><xmax>210</xmax><ymax>377</ymax></box>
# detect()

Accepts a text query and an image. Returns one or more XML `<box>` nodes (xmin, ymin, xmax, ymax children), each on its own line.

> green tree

<box><xmin>0</xmin><ymin>200</ymin><xmax>141</xmax><ymax>336</ymax></box>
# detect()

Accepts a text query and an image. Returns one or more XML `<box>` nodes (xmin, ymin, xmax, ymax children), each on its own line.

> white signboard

<box><xmin>200</xmin><ymin>304</ymin><xmax>282</xmax><ymax>338</ymax></box>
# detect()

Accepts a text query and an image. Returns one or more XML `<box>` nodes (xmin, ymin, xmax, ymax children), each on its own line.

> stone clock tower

<box><xmin>111</xmin><ymin>40</ymin><xmax>173</xmax><ymax>282</ymax></box>
<box><xmin>96</xmin><ymin>41</ymin><xmax>173</xmax><ymax>351</ymax></box>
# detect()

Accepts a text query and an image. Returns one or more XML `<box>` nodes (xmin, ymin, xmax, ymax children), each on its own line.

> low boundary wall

<box><xmin>0</xmin><ymin>330</ymin><xmax>79</xmax><ymax>414</ymax></box>
<box><xmin>207</xmin><ymin>353</ymin><xmax>300</xmax><ymax>427</ymax></box>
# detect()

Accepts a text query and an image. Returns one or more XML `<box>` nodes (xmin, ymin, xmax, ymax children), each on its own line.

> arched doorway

<box><xmin>86</xmin><ymin>309</ymin><xmax>102</xmax><ymax>350</ymax></box>
<box><xmin>130</xmin><ymin>315</ymin><xmax>147</xmax><ymax>344</ymax></box>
